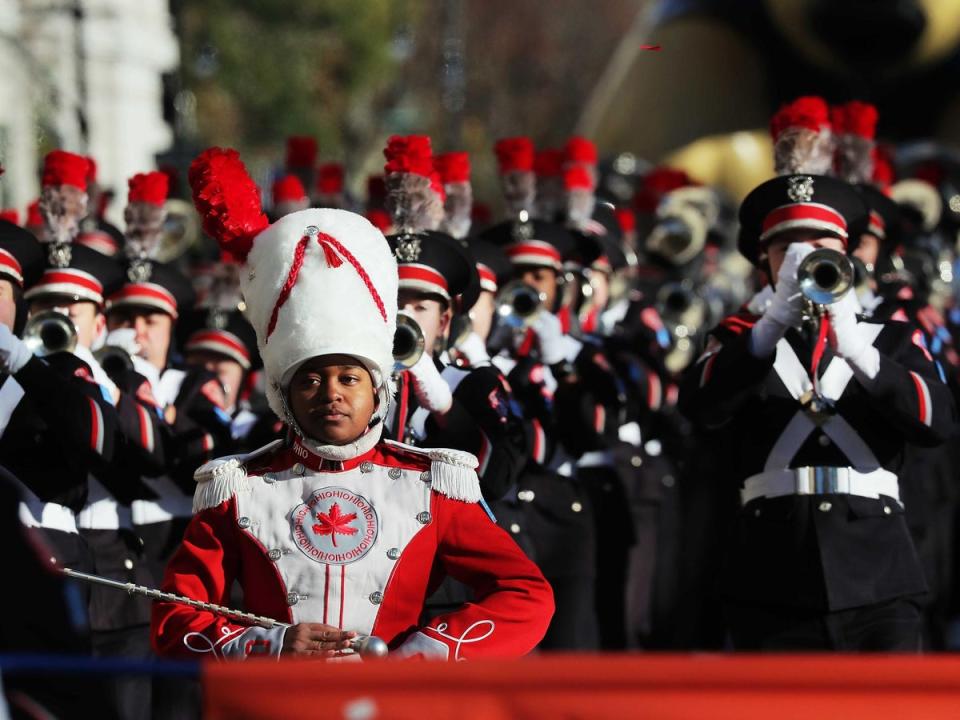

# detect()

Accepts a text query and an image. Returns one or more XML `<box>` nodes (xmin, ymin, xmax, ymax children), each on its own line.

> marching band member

<box><xmin>152</xmin><ymin>147</ymin><xmax>553</xmax><ymax>660</ymax></box>
<box><xmin>681</xmin><ymin>167</ymin><xmax>956</xmax><ymax>650</ymax></box>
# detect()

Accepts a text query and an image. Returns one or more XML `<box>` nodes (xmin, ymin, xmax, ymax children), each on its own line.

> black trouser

<box><xmin>580</xmin><ymin>465</ymin><xmax>634</xmax><ymax>650</ymax></box>
<box><xmin>90</xmin><ymin>625</ymin><xmax>153</xmax><ymax>720</ymax></box>
<box><xmin>725</xmin><ymin>597</ymin><xmax>924</xmax><ymax>651</ymax></box>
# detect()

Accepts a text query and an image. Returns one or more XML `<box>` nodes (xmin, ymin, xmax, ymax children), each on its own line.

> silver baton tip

<box><xmin>351</xmin><ymin>635</ymin><xmax>389</xmax><ymax>658</ymax></box>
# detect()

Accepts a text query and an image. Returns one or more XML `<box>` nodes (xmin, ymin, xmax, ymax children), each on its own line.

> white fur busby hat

<box><xmin>189</xmin><ymin>148</ymin><xmax>397</xmax><ymax>424</ymax></box>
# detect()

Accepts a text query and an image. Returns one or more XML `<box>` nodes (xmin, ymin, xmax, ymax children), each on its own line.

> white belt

<box><xmin>577</xmin><ymin>450</ymin><xmax>616</xmax><ymax>469</ymax></box>
<box><xmin>19</xmin><ymin>500</ymin><xmax>78</xmax><ymax>534</ymax></box>
<box><xmin>741</xmin><ymin>467</ymin><xmax>901</xmax><ymax>507</ymax></box>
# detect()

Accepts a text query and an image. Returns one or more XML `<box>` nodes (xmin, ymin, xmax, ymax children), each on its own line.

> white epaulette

<box><xmin>192</xmin><ymin>439</ymin><xmax>284</xmax><ymax>514</ymax></box>
<box><xmin>383</xmin><ymin>439</ymin><xmax>482</xmax><ymax>504</ymax></box>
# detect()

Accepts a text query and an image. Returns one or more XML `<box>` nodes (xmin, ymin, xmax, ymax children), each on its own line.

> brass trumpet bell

<box><xmin>23</xmin><ymin>311</ymin><xmax>78</xmax><ymax>357</ymax></box>
<box><xmin>393</xmin><ymin>313</ymin><xmax>425</xmax><ymax>369</ymax></box>
<box><xmin>495</xmin><ymin>281</ymin><xmax>545</xmax><ymax>329</ymax></box>
<box><xmin>797</xmin><ymin>248</ymin><xmax>855</xmax><ymax>306</ymax></box>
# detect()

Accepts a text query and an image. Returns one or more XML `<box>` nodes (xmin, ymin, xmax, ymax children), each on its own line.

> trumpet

<box><xmin>393</xmin><ymin>313</ymin><xmax>425</xmax><ymax>369</ymax></box>
<box><xmin>797</xmin><ymin>248</ymin><xmax>855</xmax><ymax>308</ymax></box>
<box><xmin>23</xmin><ymin>311</ymin><xmax>78</xmax><ymax>357</ymax></box>
<box><xmin>495</xmin><ymin>281</ymin><xmax>545</xmax><ymax>328</ymax></box>
<box><xmin>93</xmin><ymin>344</ymin><xmax>136</xmax><ymax>380</ymax></box>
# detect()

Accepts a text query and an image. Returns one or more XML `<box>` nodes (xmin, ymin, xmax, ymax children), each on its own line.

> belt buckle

<box><xmin>794</xmin><ymin>467</ymin><xmax>842</xmax><ymax>495</ymax></box>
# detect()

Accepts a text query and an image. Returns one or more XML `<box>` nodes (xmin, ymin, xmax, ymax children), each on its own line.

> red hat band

<box><xmin>505</xmin><ymin>240</ymin><xmax>563</xmax><ymax>270</ymax></box>
<box><xmin>0</xmin><ymin>249</ymin><xmax>24</xmax><ymax>286</ymax></box>
<box><xmin>186</xmin><ymin>329</ymin><xmax>251</xmax><ymax>369</ymax></box>
<box><xmin>477</xmin><ymin>263</ymin><xmax>498</xmax><ymax>293</ymax></box>
<box><xmin>107</xmin><ymin>282</ymin><xmax>178</xmax><ymax>318</ymax></box>
<box><xmin>397</xmin><ymin>263</ymin><xmax>450</xmax><ymax>299</ymax></box>
<box><xmin>25</xmin><ymin>268</ymin><xmax>104</xmax><ymax>304</ymax></box>
<box><xmin>759</xmin><ymin>203</ymin><xmax>848</xmax><ymax>243</ymax></box>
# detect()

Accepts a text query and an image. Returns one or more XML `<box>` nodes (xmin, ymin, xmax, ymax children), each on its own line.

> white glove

<box><xmin>531</xmin><ymin>311</ymin><xmax>566</xmax><ymax>365</ymax></box>
<box><xmin>750</xmin><ymin>243</ymin><xmax>814</xmax><ymax>357</ymax></box>
<box><xmin>455</xmin><ymin>332</ymin><xmax>490</xmax><ymax>366</ymax></box>
<box><xmin>0</xmin><ymin>324</ymin><xmax>33</xmax><ymax>375</ymax></box>
<box><xmin>828</xmin><ymin>289</ymin><xmax>879</xmax><ymax>380</ymax></box>
<box><xmin>409</xmin><ymin>354</ymin><xmax>453</xmax><ymax>414</ymax></box>
<box><xmin>104</xmin><ymin>328</ymin><xmax>141</xmax><ymax>357</ymax></box>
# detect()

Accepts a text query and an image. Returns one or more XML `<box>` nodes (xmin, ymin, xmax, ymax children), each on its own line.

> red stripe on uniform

<box><xmin>909</xmin><ymin>371</ymin><xmax>933</xmax><ymax>427</ymax></box>
<box><xmin>339</xmin><ymin>565</ymin><xmax>346</xmax><ymax>630</ymax></box>
<box><xmin>87</xmin><ymin>397</ymin><xmax>102</xmax><ymax>455</ymax></box>
<box><xmin>531</xmin><ymin>418</ymin><xmax>546</xmax><ymax>465</ymax></box>
<box><xmin>700</xmin><ymin>354</ymin><xmax>718</xmax><ymax>388</ymax></box>
<box><xmin>323</xmin><ymin>564</ymin><xmax>330</xmax><ymax>625</ymax></box>
<box><xmin>593</xmin><ymin>404</ymin><xmax>605</xmax><ymax>433</ymax></box>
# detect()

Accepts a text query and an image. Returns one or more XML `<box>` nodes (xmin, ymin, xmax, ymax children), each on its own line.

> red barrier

<box><xmin>204</xmin><ymin>654</ymin><xmax>960</xmax><ymax>719</ymax></box>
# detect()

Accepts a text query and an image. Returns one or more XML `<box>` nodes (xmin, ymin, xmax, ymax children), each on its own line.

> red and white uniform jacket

<box><xmin>151</xmin><ymin>435</ymin><xmax>554</xmax><ymax>660</ymax></box>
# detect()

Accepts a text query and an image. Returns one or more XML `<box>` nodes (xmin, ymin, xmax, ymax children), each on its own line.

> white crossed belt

<box><xmin>743</xmin><ymin>326</ymin><xmax>901</xmax><ymax>507</ymax></box>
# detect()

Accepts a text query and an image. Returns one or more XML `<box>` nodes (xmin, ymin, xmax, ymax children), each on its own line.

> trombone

<box><xmin>22</xmin><ymin>311</ymin><xmax>78</xmax><ymax>357</ymax></box>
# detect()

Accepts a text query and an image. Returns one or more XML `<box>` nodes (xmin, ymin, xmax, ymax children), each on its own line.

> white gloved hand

<box><xmin>765</xmin><ymin>243</ymin><xmax>814</xmax><ymax>327</ymax></box>
<box><xmin>455</xmin><ymin>332</ymin><xmax>490</xmax><ymax>366</ymax></box>
<box><xmin>750</xmin><ymin>243</ymin><xmax>814</xmax><ymax>357</ymax></box>
<box><xmin>0</xmin><ymin>324</ymin><xmax>33</xmax><ymax>375</ymax></box>
<box><xmin>409</xmin><ymin>354</ymin><xmax>453</xmax><ymax>415</ymax></box>
<box><xmin>531</xmin><ymin>311</ymin><xmax>566</xmax><ymax>365</ymax></box>
<box><xmin>828</xmin><ymin>288</ymin><xmax>879</xmax><ymax>379</ymax></box>
<box><xmin>104</xmin><ymin>328</ymin><xmax>141</xmax><ymax>357</ymax></box>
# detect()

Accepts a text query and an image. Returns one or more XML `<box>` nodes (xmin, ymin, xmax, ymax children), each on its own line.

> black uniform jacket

<box><xmin>679</xmin><ymin>310</ymin><xmax>957</xmax><ymax>611</ymax></box>
<box><xmin>390</xmin><ymin>359</ymin><xmax>527</xmax><ymax>504</ymax></box>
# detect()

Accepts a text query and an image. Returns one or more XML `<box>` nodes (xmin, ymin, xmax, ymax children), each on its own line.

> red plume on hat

<box><xmin>384</xmin><ymin>135</ymin><xmax>434</xmax><ymax>178</ymax></box>
<box><xmin>564</xmin><ymin>136</ymin><xmax>597</xmax><ymax>166</ymax></box>
<box><xmin>770</xmin><ymin>96</ymin><xmax>829</xmax><ymax>139</ymax></box>
<box><xmin>128</xmin><ymin>172</ymin><xmax>169</xmax><ymax>207</ymax></box>
<box><xmin>316</xmin><ymin>163</ymin><xmax>345</xmax><ymax>196</ymax></box>
<box><xmin>494</xmin><ymin>137</ymin><xmax>535</xmax><ymax>174</ymax></box>
<box><xmin>285</xmin><ymin>136</ymin><xmax>318</xmax><ymax>170</ymax></box>
<box><xmin>769</xmin><ymin>96</ymin><xmax>834</xmax><ymax>176</ymax></box>
<box><xmin>125</xmin><ymin>171</ymin><xmax>170</xmax><ymax>260</ymax></box>
<box><xmin>366</xmin><ymin>208</ymin><xmax>392</xmax><ymax>234</ymax></box>
<box><xmin>494</xmin><ymin>137</ymin><xmax>536</xmax><ymax>218</ymax></box>
<box><xmin>383</xmin><ymin>135</ymin><xmax>442</xmax><ymax>232</ymax></box>
<box><xmin>435</xmin><ymin>152</ymin><xmax>472</xmax><ymax>239</ymax></box>
<box><xmin>872</xmin><ymin>144</ymin><xmax>895</xmax><ymax>190</ymax></box>
<box><xmin>565</xmin><ymin>165</ymin><xmax>596</xmax><ymax>230</ymax></box>
<box><xmin>85</xmin><ymin>156</ymin><xmax>98</xmax><ymax>184</ymax></box>
<box><xmin>435</xmin><ymin>152</ymin><xmax>471</xmax><ymax>184</ymax></box>
<box><xmin>832</xmin><ymin>101</ymin><xmax>879</xmax><ymax>184</ymax></box>
<box><xmin>272</xmin><ymin>174</ymin><xmax>307</xmax><ymax>205</ymax></box>
<box><xmin>42</xmin><ymin>150</ymin><xmax>89</xmax><ymax>191</ymax></box>
<box><xmin>633</xmin><ymin>167</ymin><xmax>695</xmax><ymax>213</ymax></box>
<box><xmin>0</xmin><ymin>209</ymin><xmax>18</xmax><ymax>225</ymax></box>
<box><xmin>534</xmin><ymin>149</ymin><xmax>564</xmax><ymax>178</ymax></box>
<box><xmin>189</xmin><ymin>147</ymin><xmax>270</xmax><ymax>264</ymax></box>
<box><xmin>40</xmin><ymin>150</ymin><xmax>90</xmax><ymax>245</ymax></box>
<box><xmin>26</xmin><ymin>200</ymin><xmax>42</xmax><ymax>229</ymax></box>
